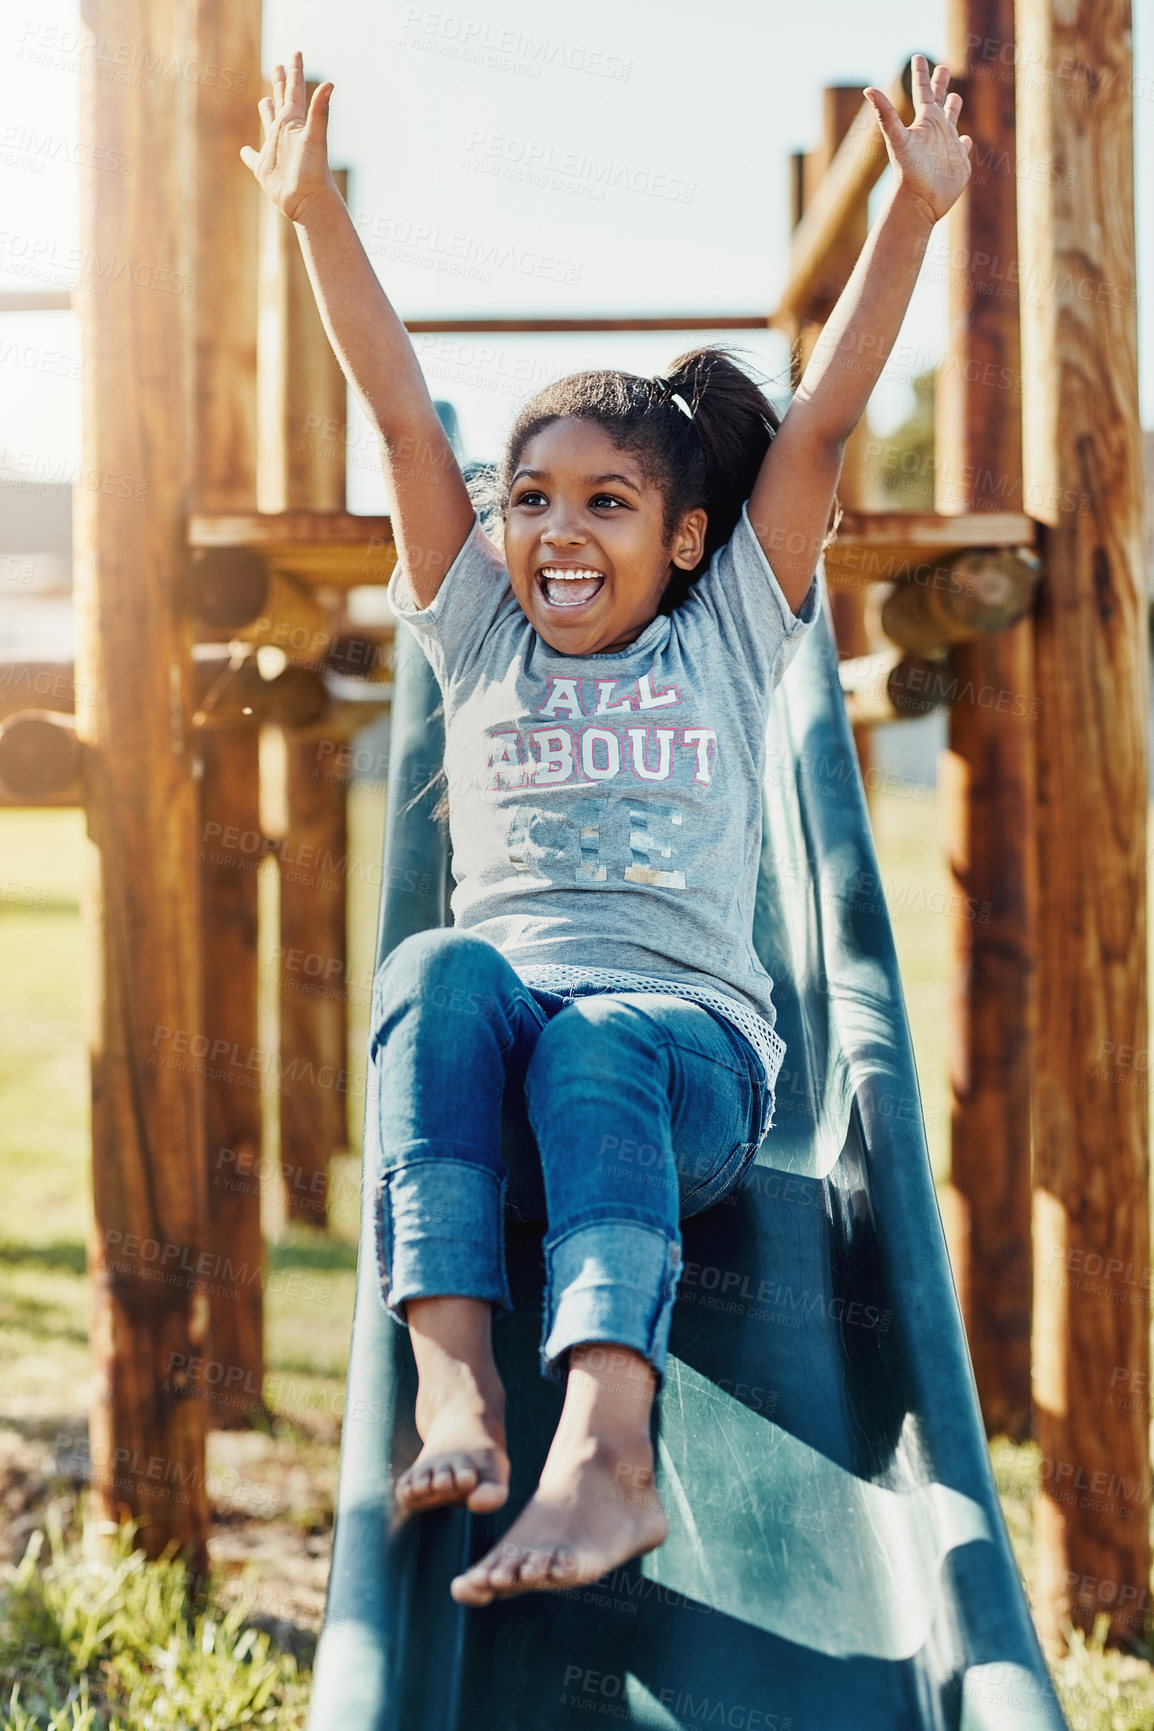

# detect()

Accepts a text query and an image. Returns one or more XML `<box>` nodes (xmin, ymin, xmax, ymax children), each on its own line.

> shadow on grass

<box><xmin>0</xmin><ymin>1240</ymin><xmax>87</xmax><ymax>1276</ymax></box>
<box><xmin>0</xmin><ymin>1414</ymin><xmax>87</xmax><ymax>1445</ymax></box>
<box><xmin>0</xmin><ymin>1288</ymin><xmax>87</xmax><ymax>1345</ymax></box>
<box><xmin>0</xmin><ymin>1239</ymin><xmax>359</xmax><ymax>1277</ymax></box>
<box><xmin>0</xmin><ymin>897</ymin><xmax>82</xmax><ymax>918</ymax></box>
<box><xmin>268</xmin><ymin>1240</ymin><xmax>357</xmax><ymax>1275</ymax></box>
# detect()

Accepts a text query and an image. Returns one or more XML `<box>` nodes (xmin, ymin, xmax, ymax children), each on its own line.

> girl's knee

<box><xmin>527</xmin><ymin>996</ymin><xmax>660</xmax><ymax>1091</ymax></box>
<box><xmin>373</xmin><ymin>928</ymin><xmax>507</xmax><ymax>1015</ymax></box>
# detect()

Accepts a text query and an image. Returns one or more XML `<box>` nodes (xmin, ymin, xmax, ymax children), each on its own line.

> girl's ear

<box><xmin>670</xmin><ymin>506</ymin><xmax>708</xmax><ymax>571</ymax></box>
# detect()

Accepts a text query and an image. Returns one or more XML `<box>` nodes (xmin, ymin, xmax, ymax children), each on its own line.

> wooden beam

<box><xmin>823</xmin><ymin>508</ymin><xmax>1034</xmax><ymax>590</ymax></box>
<box><xmin>0</xmin><ymin>290</ymin><xmax>73</xmax><ymax>312</ymax></box>
<box><xmin>190</xmin><ymin>0</ymin><xmax>265</xmax><ymax>1429</ymax></box>
<box><xmin>0</xmin><ymin>296</ymin><xmax>774</xmax><ymax>332</ymax></box>
<box><xmin>1017</xmin><ymin>0</ymin><xmax>1149</xmax><ymax>1647</ymax></box>
<box><xmin>187</xmin><ymin>510</ymin><xmax>396</xmax><ymax>587</ymax></box>
<box><xmin>184</xmin><ymin>505</ymin><xmax>1038</xmax><ymax>597</ymax></box>
<box><xmin>771</xmin><ymin>63</ymin><xmax>917</xmax><ymax>335</ymax></box>
<box><xmin>77</xmin><ymin>0</ymin><xmax>208</xmax><ymax>1566</ymax></box>
<box><xmin>936</xmin><ymin>0</ymin><xmax>1037</xmax><ymax>1445</ymax></box>
<box><xmin>403</xmin><ymin>314</ymin><xmax>770</xmax><ymax>333</ymax></box>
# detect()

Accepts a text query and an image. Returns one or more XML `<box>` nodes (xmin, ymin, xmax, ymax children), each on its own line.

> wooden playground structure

<box><xmin>0</xmin><ymin>0</ymin><xmax>1146</xmax><ymax>1655</ymax></box>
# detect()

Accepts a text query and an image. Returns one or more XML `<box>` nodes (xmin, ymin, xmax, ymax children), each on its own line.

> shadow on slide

<box><xmin>306</xmin><ymin>612</ymin><xmax>1069</xmax><ymax>1730</ymax></box>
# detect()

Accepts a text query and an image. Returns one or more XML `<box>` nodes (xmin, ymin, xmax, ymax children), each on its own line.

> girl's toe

<box><xmin>517</xmin><ymin>1549</ymin><xmax>553</xmax><ymax>1586</ymax></box>
<box><xmin>449</xmin><ymin>1565</ymin><xmax>495</xmax><ymax>1605</ymax></box>
<box><xmin>465</xmin><ymin>1475</ymin><xmax>508</xmax><ymax>1512</ymax></box>
<box><xmin>488</xmin><ymin>1547</ymin><xmax>525</xmax><ymax>1590</ymax></box>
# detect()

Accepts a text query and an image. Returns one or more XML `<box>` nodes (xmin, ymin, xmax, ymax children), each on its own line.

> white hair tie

<box><xmin>651</xmin><ymin>376</ymin><xmax>695</xmax><ymax>420</ymax></box>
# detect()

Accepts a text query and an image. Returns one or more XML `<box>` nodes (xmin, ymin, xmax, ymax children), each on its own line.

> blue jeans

<box><xmin>366</xmin><ymin>929</ymin><xmax>771</xmax><ymax>1383</ymax></box>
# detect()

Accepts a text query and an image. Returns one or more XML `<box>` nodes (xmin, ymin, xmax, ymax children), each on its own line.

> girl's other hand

<box><xmin>240</xmin><ymin>50</ymin><xmax>337</xmax><ymax>225</ymax></box>
<box><xmin>863</xmin><ymin>54</ymin><xmax>972</xmax><ymax>226</ymax></box>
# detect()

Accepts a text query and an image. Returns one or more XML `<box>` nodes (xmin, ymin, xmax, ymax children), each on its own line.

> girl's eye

<box><xmin>591</xmin><ymin>494</ymin><xmax>624</xmax><ymax>510</ymax></box>
<box><xmin>513</xmin><ymin>489</ymin><xmax>547</xmax><ymax>508</ymax></box>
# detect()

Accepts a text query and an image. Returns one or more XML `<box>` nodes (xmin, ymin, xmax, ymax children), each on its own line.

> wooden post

<box><xmin>191</xmin><ymin>0</ymin><xmax>265</xmax><ymax>1425</ymax></box>
<box><xmin>198</xmin><ymin>730</ymin><xmax>264</xmax><ymax>1423</ymax></box>
<box><xmin>935</xmin><ymin>0</ymin><xmax>1037</xmax><ymax>1444</ymax></box>
<box><xmin>259</xmin><ymin>153</ymin><xmax>350</xmax><ymax>1227</ymax></box>
<box><xmin>76</xmin><ymin>0</ymin><xmax>208</xmax><ymax>1563</ymax></box>
<box><xmin>257</xmin><ymin>162</ymin><xmax>349</xmax><ymax>515</ymax></box>
<box><xmin>278</xmin><ymin>727</ymin><xmax>350</xmax><ymax>1227</ymax></box>
<box><xmin>1016</xmin><ymin>0</ymin><xmax>1149</xmax><ymax>1645</ymax></box>
<box><xmin>792</xmin><ymin>89</ymin><xmax>874</xmax><ymax>776</ymax></box>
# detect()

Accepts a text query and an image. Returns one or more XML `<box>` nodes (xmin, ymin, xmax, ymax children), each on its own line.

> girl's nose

<box><xmin>541</xmin><ymin>519</ymin><xmax>585</xmax><ymax>547</ymax></box>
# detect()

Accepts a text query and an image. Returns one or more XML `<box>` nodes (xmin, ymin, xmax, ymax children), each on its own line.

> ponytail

<box><xmin>660</xmin><ymin>348</ymin><xmax>779</xmax><ymax>567</ymax></box>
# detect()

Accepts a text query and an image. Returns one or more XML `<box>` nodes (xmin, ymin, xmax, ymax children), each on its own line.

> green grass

<box><xmin>0</xmin><ymin>1511</ymin><xmax>309</xmax><ymax>1730</ymax></box>
<box><xmin>867</xmin><ymin>781</ymin><xmax>953</xmax><ymax>1182</ymax></box>
<box><xmin>4</xmin><ymin>792</ymin><xmax>1154</xmax><ymax>1729</ymax></box>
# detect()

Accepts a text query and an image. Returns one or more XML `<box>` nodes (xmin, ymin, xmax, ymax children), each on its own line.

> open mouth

<box><xmin>537</xmin><ymin>566</ymin><xmax>606</xmax><ymax>610</ymax></box>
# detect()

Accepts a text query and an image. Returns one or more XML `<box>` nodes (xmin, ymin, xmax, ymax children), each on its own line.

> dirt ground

<box><xmin>0</xmin><ymin>1415</ymin><xmax>339</xmax><ymax>1656</ymax></box>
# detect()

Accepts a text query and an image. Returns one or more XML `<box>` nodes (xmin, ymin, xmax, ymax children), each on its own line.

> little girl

<box><xmin>243</xmin><ymin>52</ymin><xmax>971</xmax><ymax>1608</ymax></box>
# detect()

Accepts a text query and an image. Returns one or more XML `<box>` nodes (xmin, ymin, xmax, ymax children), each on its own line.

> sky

<box><xmin>0</xmin><ymin>0</ymin><xmax>1150</xmax><ymax>515</ymax></box>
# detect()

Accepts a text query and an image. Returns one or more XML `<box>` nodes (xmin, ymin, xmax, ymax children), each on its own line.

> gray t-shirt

<box><xmin>387</xmin><ymin>503</ymin><xmax>820</xmax><ymax>1099</ymax></box>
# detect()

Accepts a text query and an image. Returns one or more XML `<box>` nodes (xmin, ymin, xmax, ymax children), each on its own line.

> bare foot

<box><xmin>450</xmin><ymin>1343</ymin><xmax>667</xmax><ymax>1604</ymax></box>
<box><xmin>397</xmin><ymin>1297</ymin><xmax>510</xmax><ymax>1515</ymax></box>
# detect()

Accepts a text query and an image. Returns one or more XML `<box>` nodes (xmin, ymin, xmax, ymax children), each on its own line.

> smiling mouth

<box><xmin>537</xmin><ymin>566</ymin><xmax>606</xmax><ymax>609</ymax></box>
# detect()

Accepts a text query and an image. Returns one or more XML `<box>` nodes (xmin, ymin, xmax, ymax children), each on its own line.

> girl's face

<box><xmin>503</xmin><ymin>418</ymin><xmax>706</xmax><ymax>656</ymax></box>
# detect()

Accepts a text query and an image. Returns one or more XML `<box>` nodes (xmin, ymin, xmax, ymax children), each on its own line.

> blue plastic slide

<box><xmin>305</xmin><ymin>608</ymin><xmax>1069</xmax><ymax>1729</ymax></box>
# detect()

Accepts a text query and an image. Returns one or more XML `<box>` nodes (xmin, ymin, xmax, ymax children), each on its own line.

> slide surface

<box><xmin>306</xmin><ymin>612</ymin><xmax>1069</xmax><ymax>1731</ymax></box>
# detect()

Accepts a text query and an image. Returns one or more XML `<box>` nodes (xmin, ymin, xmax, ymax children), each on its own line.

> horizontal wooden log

<box><xmin>0</xmin><ymin>710</ymin><xmax>82</xmax><ymax>802</ymax></box>
<box><xmin>188</xmin><ymin>511</ymin><xmax>397</xmax><ymax>588</ymax></box>
<box><xmin>193</xmin><ymin>656</ymin><xmax>329</xmax><ymax>729</ymax></box>
<box><xmin>187</xmin><ymin>548</ymin><xmax>392</xmax><ymax>676</ymax></box>
<box><xmin>838</xmin><ymin>650</ymin><xmax>952</xmax><ymax>726</ymax></box>
<box><xmin>323</xmin><ymin>631</ymin><xmax>392</xmax><ymax>683</ymax></box>
<box><xmin>184</xmin><ymin>545</ymin><xmax>269</xmax><ymax>628</ymax></box>
<box><xmin>320</xmin><ymin>695</ymin><xmax>391</xmax><ymax>737</ymax></box>
<box><xmin>772</xmin><ymin>62</ymin><xmax>916</xmax><ymax>332</ymax></box>
<box><xmin>185</xmin><ymin>547</ymin><xmax>332</xmax><ymax>649</ymax></box>
<box><xmin>823</xmin><ymin>509</ymin><xmax>1036</xmax><ymax>590</ymax></box>
<box><xmin>881</xmin><ymin>547</ymin><xmax>1041</xmax><ymax>656</ymax></box>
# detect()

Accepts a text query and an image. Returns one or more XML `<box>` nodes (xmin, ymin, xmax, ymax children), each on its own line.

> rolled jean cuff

<box><xmin>540</xmin><ymin>1220</ymin><xmax>682</xmax><ymax>1386</ymax></box>
<box><xmin>375</xmin><ymin>1154</ymin><xmax>510</xmax><ymax>1321</ymax></box>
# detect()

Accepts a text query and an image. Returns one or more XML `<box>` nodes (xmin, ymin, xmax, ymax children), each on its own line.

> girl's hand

<box><xmin>864</xmin><ymin>54</ymin><xmax>972</xmax><ymax>226</ymax></box>
<box><xmin>240</xmin><ymin>50</ymin><xmax>337</xmax><ymax>225</ymax></box>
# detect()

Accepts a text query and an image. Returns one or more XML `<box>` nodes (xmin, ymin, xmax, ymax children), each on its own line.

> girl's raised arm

<box><xmin>241</xmin><ymin>52</ymin><xmax>475</xmax><ymax>607</ymax></box>
<box><xmin>747</xmin><ymin>55</ymin><xmax>973</xmax><ymax>616</ymax></box>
